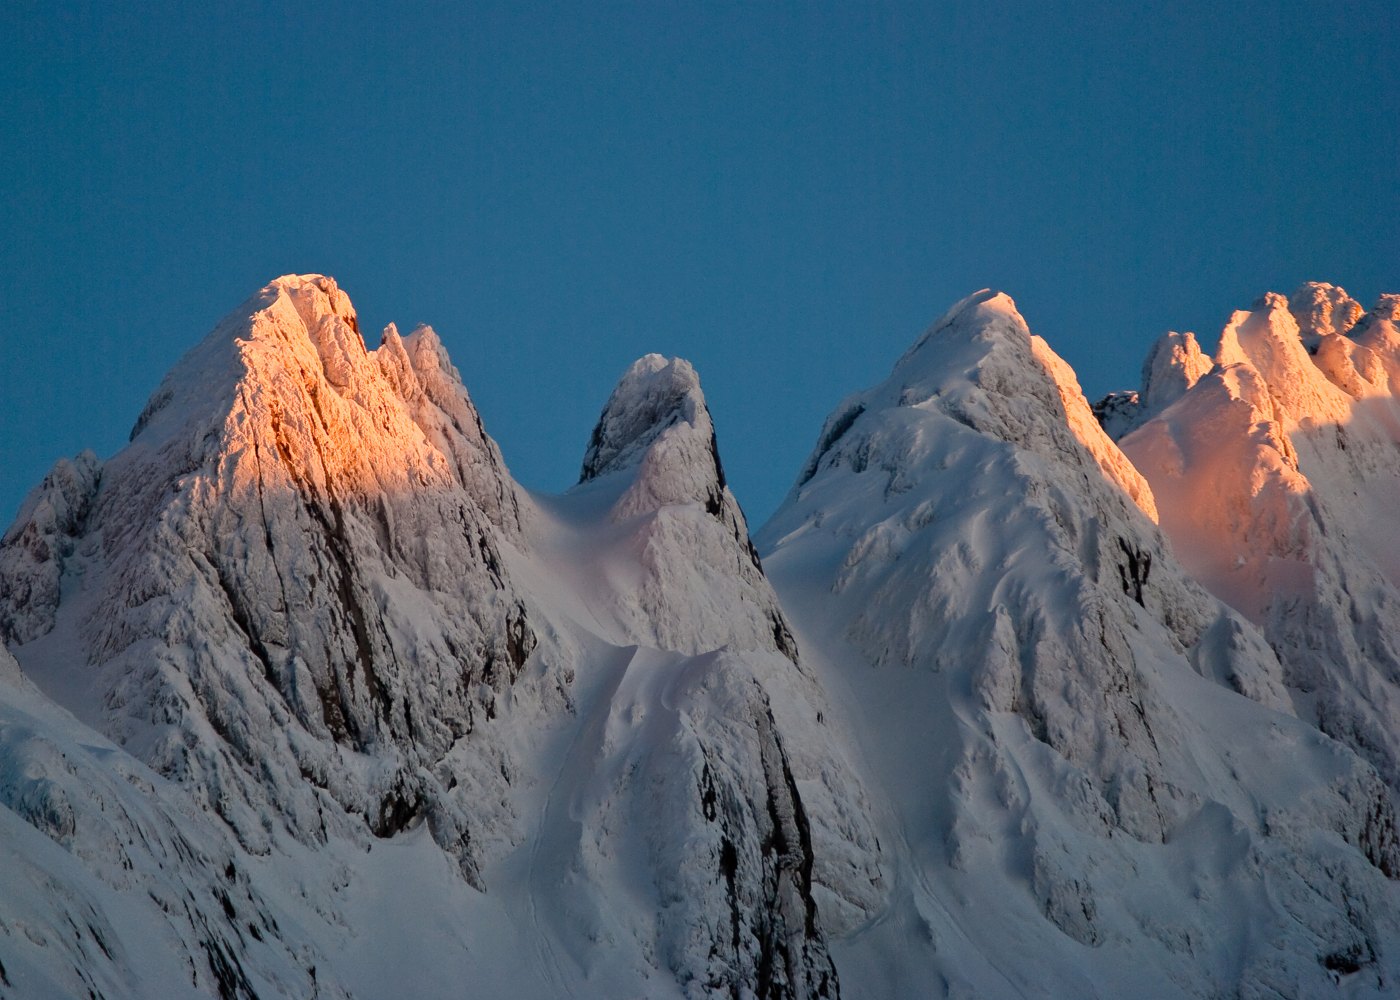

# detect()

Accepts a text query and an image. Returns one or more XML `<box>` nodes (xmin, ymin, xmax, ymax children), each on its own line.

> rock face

<box><xmin>5</xmin><ymin>274</ymin><xmax>1400</xmax><ymax>999</ymax></box>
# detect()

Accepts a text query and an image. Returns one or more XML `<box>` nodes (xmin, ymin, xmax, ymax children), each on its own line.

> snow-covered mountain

<box><xmin>2</xmin><ymin>274</ymin><xmax>1398</xmax><ymax>998</ymax></box>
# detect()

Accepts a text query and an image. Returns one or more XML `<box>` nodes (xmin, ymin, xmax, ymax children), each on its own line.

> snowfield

<box><xmin>2</xmin><ymin>274</ymin><xmax>1400</xmax><ymax>998</ymax></box>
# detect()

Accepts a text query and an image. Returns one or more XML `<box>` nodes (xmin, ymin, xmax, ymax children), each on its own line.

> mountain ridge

<box><xmin>2</xmin><ymin>273</ymin><xmax>1399</xmax><ymax>998</ymax></box>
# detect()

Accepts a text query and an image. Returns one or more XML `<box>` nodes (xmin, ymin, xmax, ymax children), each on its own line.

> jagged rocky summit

<box><xmin>1</xmin><ymin>274</ymin><xmax>1399</xmax><ymax>999</ymax></box>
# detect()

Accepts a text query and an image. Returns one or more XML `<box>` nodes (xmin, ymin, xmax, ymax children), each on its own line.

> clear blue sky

<box><xmin>3</xmin><ymin>1</ymin><xmax>1397</xmax><ymax>527</ymax></box>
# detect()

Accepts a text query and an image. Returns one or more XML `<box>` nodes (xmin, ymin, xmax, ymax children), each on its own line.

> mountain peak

<box><xmin>4</xmin><ymin>274</ymin><xmax>535</xmax><ymax>873</ymax></box>
<box><xmin>897</xmin><ymin>288</ymin><xmax>1024</xmax><ymax>369</ymax></box>
<box><xmin>1095</xmin><ymin>331</ymin><xmax>1212</xmax><ymax>438</ymax></box>
<box><xmin>1141</xmin><ymin>330</ymin><xmax>1212</xmax><ymax>413</ymax></box>
<box><xmin>1373</xmin><ymin>293</ymin><xmax>1400</xmax><ymax>322</ymax></box>
<box><xmin>786</xmin><ymin>287</ymin><xmax>1156</xmax><ymax>524</ymax></box>
<box><xmin>571</xmin><ymin>354</ymin><xmax>798</xmax><ymax>660</ymax></box>
<box><xmin>1290</xmin><ymin>281</ymin><xmax>1364</xmax><ymax>343</ymax></box>
<box><xmin>579</xmin><ymin>354</ymin><xmax>707</xmax><ymax>484</ymax></box>
<box><xmin>1215</xmin><ymin>290</ymin><xmax>1354</xmax><ymax>425</ymax></box>
<box><xmin>270</xmin><ymin>272</ymin><xmax>359</xmax><ymax>329</ymax></box>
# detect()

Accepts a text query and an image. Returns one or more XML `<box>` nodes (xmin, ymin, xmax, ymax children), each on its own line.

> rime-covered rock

<box><xmin>1090</xmin><ymin>388</ymin><xmax>1142</xmax><ymax>439</ymax></box>
<box><xmin>0</xmin><ymin>284</ymin><xmax>878</xmax><ymax>999</ymax></box>
<box><xmin>0</xmin><ymin>645</ymin><xmax>352</xmax><ymax>999</ymax></box>
<box><xmin>1141</xmin><ymin>330</ymin><xmax>1212</xmax><ymax>414</ymax></box>
<box><xmin>574</xmin><ymin>354</ymin><xmax>798</xmax><ymax>660</ymax></box>
<box><xmin>1290</xmin><ymin>280</ymin><xmax>1364</xmax><ymax>345</ymax></box>
<box><xmin>0</xmin><ymin>450</ymin><xmax>100</xmax><ymax>645</ymax></box>
<box><xmin>8</xmin><ymin>274</ymin><xmax>1400</xmax><ymax>999</ymax></box>
<box><xmin>1093</xmin><ymin>331</ymin><xmax>1211</xmax><ymax>440</ymax></box>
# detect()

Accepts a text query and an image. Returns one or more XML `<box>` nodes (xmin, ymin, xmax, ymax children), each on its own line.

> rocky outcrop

<box><xmin>0</xmin><ymin>451</ymin><xmax>100</xmax><ymax>645</ymax></box>
<box><xmin>526</xmin><ymin>354</ymin><xmax>887</xmax><ymax>996</ymax></box>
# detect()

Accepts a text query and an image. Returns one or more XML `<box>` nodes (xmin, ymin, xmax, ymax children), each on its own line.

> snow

<box><xmin>1121</xmin><ymin>287</ymin><xmax>1400</xmax><ymax>800</ymax></box>
<box><xmin>1090</xmin><ymin>332</ymin><xmax>1211</xmax><ymax>440</ymax></box>
<box><xmin>761</xmin><ymin>287</ymin><xmax>1400</xmax><ymax>997</ymax></box>
<box><xmin>4</xmin><ymin>274</ymin><xmax>1400</xmax><ymax>998</ymax></box>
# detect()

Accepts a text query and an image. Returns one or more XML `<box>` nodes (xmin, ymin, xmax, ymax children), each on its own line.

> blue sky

<box><xmin>3</xmin><ymin>1</ymin><xmax>1397</xmax><ymax>526</ymax></box>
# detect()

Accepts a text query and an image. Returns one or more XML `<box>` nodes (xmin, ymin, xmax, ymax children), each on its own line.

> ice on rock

<box><xmin>1290</xmin><ymin>281</ymin><xmax>1364</xmax><ymax>345</ymax></box>
<box><xmin>0</xmin><ymin>646</ymin><xmax>354</xmax><ymax>998</ymax></box>
<box><xmin>1122</xmin><ymin>363</ymin><xmax>1313</xmax><ymax>621</ymax></box>
<box><xmin>397</xmin><ymin>322</ymin><xmax>525</xmax><ymax>534</ymax></box>
<box><xmin>0</xmin><ymin>450</ymin><xmax>101</xmax><ymax>645</ymax></box>
<box><xmin>1350</xmin><ymin>294</ymin><xmax>1400</xmax><ymax>384</ymax></box>
<box><xmin>1090</xmin><ymin>388</ymin><xmax>1142</xmax><ymax>439</ymax></box>
<box><xmin>1141</xmin><ymin>331</ymin><xmax>1212</xmax><ymax>414</ymax></box>
<box><xmin>1214</xmin><ymin>293</ymin><xmax>1355</xmax><ymax>426</ymax></box>
<box><xmin>574</xmin><ymin>353</ymin><xmax>798</xmax><ymax>659</ymax></box>
<box><xmin>524</xmin><ymin>352</ymin><xmax>886</xmax><ymax>984</ymax></box>
<box><xmin>1094</xmin><ymin>331</ymin><xmax>1212</xmax><ymax>440</ymax></box>
<box><xmin>1288</xmin><ymin>283</ymin><xmax>1381</xmax><ymax>400</ymax></box>
<box><xmin>0</xmin><ymin>287</ymin><xmax>881</xmax><ymax>999</ymax></box>
<box><xmin>581</xmin><ymin>354</ymin><xmax>706</xmax><ymax>481</ymax></box>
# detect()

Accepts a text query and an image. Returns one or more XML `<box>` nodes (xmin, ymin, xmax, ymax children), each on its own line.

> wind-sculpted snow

<box><xmin>761</xmin><ymin>289</ymin><xmax>1400</xmax><ymax>996</ymax></box>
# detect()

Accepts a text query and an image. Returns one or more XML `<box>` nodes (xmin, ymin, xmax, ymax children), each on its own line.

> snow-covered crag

<box><xmin>1091</xmin><ymin>330</ymin><xmax>1212</xmax><ymax>438</ymax></box>
<box><xmin>1115</xmin><ymin>283</ymin><xmax>1400</xmax><ymax>823</ymax></box>
<box><xmin>4</xmin><ymin>274</ymin><xmax>1400</xmax><ymax>998</ymax></box>
<box><xmin>498</xmin><ymin>351</ymin><xmax>883</xmax><ymax>996</ymax></box>
<box><xmin>760</xmin><ymin>290</ymin><xmax>1400</xmax><ymax>997</ymax></box>
<box><xmin>3</xmin><ymin>276</ymin><xmax>538</xmax><ymax>884</ymax></box>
